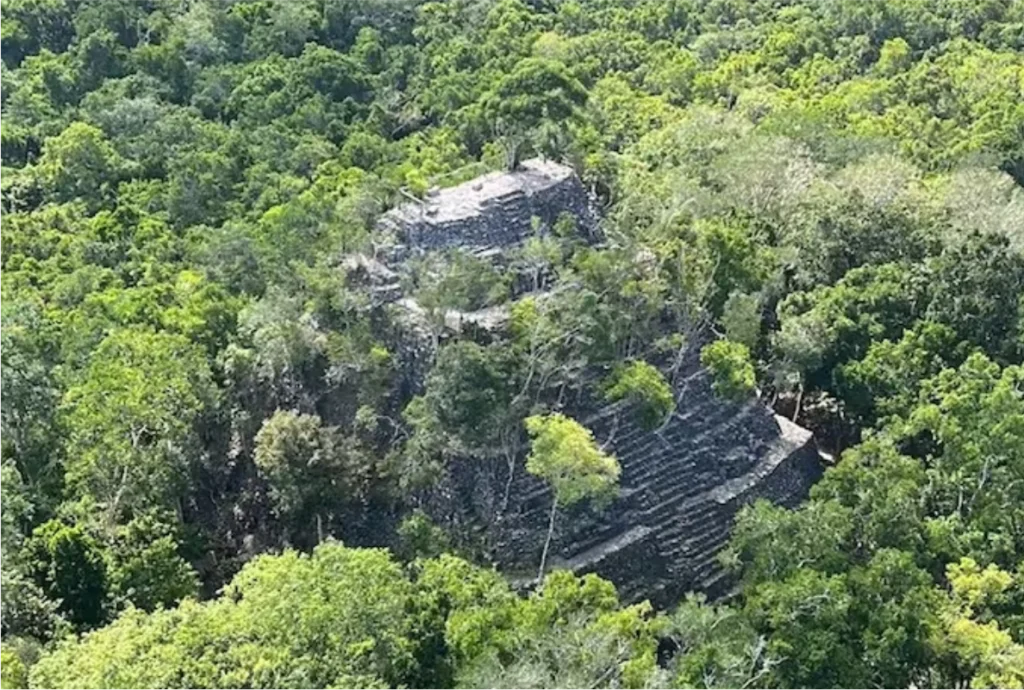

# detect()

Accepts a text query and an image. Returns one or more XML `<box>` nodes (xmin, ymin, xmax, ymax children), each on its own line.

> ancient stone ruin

<box><xmin>376</xmin><ymin>157</ymin><xmax>599</xmax><ymax>257</ymax></box>
<box><xmin>367</xmin><ymin>159</ymin><xmax>823</xmax><ymax>606</ymax></box>
<box><xmin>423</xmin><ymin>347</ymin><xmax>822</xmax><ymax>607</ymax></box>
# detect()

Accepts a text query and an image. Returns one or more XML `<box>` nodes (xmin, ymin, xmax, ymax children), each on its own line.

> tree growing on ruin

<box><xmin>481</xmin><ymin>58</ymin><xmax>587</xmax><ymax>171</ymax></box>
<box><xmin>254</xmin><ymin>409</ymin><xmax>372</xmax><ymax>544</ymax></box>
<box><xmin>524</xmin><ymin>413</ymin><xmax>620</xmax><ymax>581</ymax></box>
<box><xmin>603</xmin><ymin>359</ymin><xmax>675</xmax><ymax>430</ymax></box>
<box><xmin>701</xmin><ymin>340</ymin><xmax>757</xmax><ymax>402</ymax></box>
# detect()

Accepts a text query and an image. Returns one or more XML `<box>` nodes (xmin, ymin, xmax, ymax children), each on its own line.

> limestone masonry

<box><xmin>376</xmin><ymin>158</ymin><xmax>599</xmax><ymax>256</ymax></box>
<box><xmin>369</xmin><ymin>159</ymin><xmax>823</xmax><ymax>605</ymax></box>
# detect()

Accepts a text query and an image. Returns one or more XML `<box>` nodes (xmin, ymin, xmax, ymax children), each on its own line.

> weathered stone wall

<box><xmin>371</xmin><ymin>160</ymin><xmax>824</xmax><ymax>605</ymax></box>
<box><xmin>417</xmin><ymin>344</ymin><xmax>824</xmax><ymax>606</ymax></box>
<box><xmin>377</xmin><ymin>159</ymin><xmax>599</xmax><ymax>257</ymax></box>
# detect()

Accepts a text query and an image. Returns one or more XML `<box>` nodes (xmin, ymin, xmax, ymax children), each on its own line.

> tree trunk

<box><xmin>792</xmin><ymin>383</ymin><xmax>804</xmax><ymax>423</ymax></box>
<box><xmin>537</xmin><ymin>499</ymin><xmax>558</xmax><ymax>583</ymax></box>
<box><xmin>501</xmin><ymin>453</ymin><xmax>516</xmax><ymax>514</ymax></box>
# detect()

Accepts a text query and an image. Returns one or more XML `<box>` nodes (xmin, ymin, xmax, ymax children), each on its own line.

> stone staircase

<box><xmin>464</xmin><ymin>354</ymin><xmax>823</xmax><ymax>607</ymax></box>
<box><xmin>371</xmin><ymin>160</ymin><xmax>822</xmax><ymax>605</ymax></box>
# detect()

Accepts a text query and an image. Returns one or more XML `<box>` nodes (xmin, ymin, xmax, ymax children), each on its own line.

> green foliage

<box><xmin>0</xmin><ymin>639</ymin><xmax>39</xmax><ymax>690</ymax></box>
<box><xmin>773</xmin><ymin>262</ymin><xmax>927</xmax><ymax>392</ymax></box>
<box><xmin>25</xmin><ymin>520</ymin><xmax>107</xmax><ymax>629</ymax></box>
<box><xmin>36</xmin><ymin>122</ymin><xmax>123</xmax><ymax>206</ymax></box>
<box><xmin>406</xmin><ymin>340</ymin><xmax>519</xmax><ymax>459</ymax></box>
<box><xmin>525</xmin><ymin>413</ymin><xmax>620</xmax><ymax>579</ymax></box>
<box><xmin>253</xmin><ymin>409</ymin><xmax>371</xmax><ymax>535</ymax></box>
<box><xmin>409</xmin><ymin>250</ymin><xmax>511</xmax><ymax>315</ymax></box>
<box><xmin>937</xmin><ymin>558</ymin><xmax>1024</xmax><ymax>689</ymax></box>
<box><xmin>0</xmin><ymin>476</ymin><xmax>62</xmax><ymax>639</ymax></box>
<box><xmin>413</xmin><ymin>554</ymin><xmax>663</xmax><ymax>687</ymax></box>
<box><xmin>106</xmin><ymin>514</ymin><xmax>198</xmax><ymax>613</ymax></box>
<box><xmin>61</xmin><ymin>327</ymin><xmax>216</xmax><ymax>522</ymax></box>
<box><xmin>30</xmin><ymin>542</ymin><xmax>419</xmax><ymax>689</ymax></box>
<box><xmin>603</xmin><ymin>359</ymin><xmax>674</xmax><ymax>429</ymax></box>
<box><xmin>452</xmin><ymin>571</ymin><xmax>664</xmax><ymax>688</ymax></box>
<box><xmin>1</xmin><ymin>463</ymin><xmax>33</xmax><ymax>566</ymax></box>
<box><xmin>836</xmin><ymin>321</ymin><xmax>966</xmax><ymax>425</ymax></box>
<box><xmin>524</xmin><ymin>413</ymin><xmax>620</xmax><ymax>510</ymax></box>
<box><xmin>720</xmin><ymin>290</ymin><xmax>762</xmax><ymax>351</ymax></box>
<box><xmin>719</xmin><ymin>353</ymin><xmax>1024</xmax><ymax>688</ymax></box>
<box><xmin>927</xmin><ymin>232</ymin><xmax>1024</xmax><ymax>363</ymax></box>
<box><xmin>668</xmin><ymin>594</ymin><xmax>774</xmax><ymax>689</ymax></box>
<box><xmin>700</xmin><ymin>340</ymin><xmax>757</xmax><ymax>401</ymax></box>
<box><xmin>0</xmin><ymin>567</ymin><xmax>61</xmax><ymax>643</ymax></box>
<box><xmin>481</xmin><ymin>57</ymin><xmax>587</xmax><ymax>170</ymax></box>
<box><xmin>4</xmin><ymin>0</ymin><xmax>1024</xmax><ymax>686</ymax></box>
<box><xmin>27</xmin><ymin>542</ymin><xmax>657</xmax><ymax>689</ymax></box>
<box><xmin>2</xmin><ymin>303</ymin><xmax>62</xmax><ymax>501</ymax></box>
<box><xmin>396</xmin><ymin>511</ymin><xmax>451</xmax><ymax>562</ymax></box>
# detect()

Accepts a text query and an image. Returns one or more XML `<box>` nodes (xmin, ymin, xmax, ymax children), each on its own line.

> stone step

<box><xmin>665</xmin><ymin>402</ymin><xmax>737</xmax><ymax>435</ymax></box>
<box><xmin>608</xmin><ymin>423</ymin><xmax>651</xmax><ymax>452</ymax></box>
<box><xmin>624</xmin><ymin>458</ymin><xmax>692</xmax><ymax>492</ymax></box>
<box><xmin>691</xmin><ymin>552</ymin><xmax>728</xmax><ymax>586</ymax></box>
<box><xmin>670</xmin><ymin>397</ymin><xmax>733</xmax><ymax>430</ymax></box>
<box><xmin>559</xmin><ymin>521</ymin><xmax>633</xmax><ymax>560</ymax></box>
<box><xmin>677</xmin><ymin>522</ymin><xmax>731</xmax><ymax>559</ymax></box>
<box><xmin>681</xmin><ymin>404</ymin><xmax>760</xmax><ymax>449</ymax></box>
<box><xmin>658</xmin><ymin>507</ymin><xmax>725</xmax><ymax>545</ymax></box>
<box><xmin>619</xmin><ymin>442</ymin><xmax>668</xmax><ymax>470</ymax></box>
<box><xmin>641</xmin><ymin>487</ymin><xmax>711</xmax><ymax>524</ymax></box>
<box><xmin>646</xmin><ymin>467</ymin><xmax>713</xmax><ymax>502</ymax></box>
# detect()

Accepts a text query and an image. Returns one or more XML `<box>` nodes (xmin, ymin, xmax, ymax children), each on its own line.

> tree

<box><xmin>0</xmin><ymin>0</ymin><xmax>74</xmax><ymax>67</ymax></box>
<box><xmin>416</xmin><ymin>558</ymin><xmax>663</xmax><ymax>689</ymax></box>
<box><xmin>721</xmin><ymin>352</ymin><xmax>1024</xmax><ymax>687</ymax></box>
<box><xmin>668</xmin><ymin>594</ymin><xmax>778</xmax><ymax>689</ymax></box>
<box><xmin>37</xmin><ymin>122</ymin><xmax>123</xmax><ymax>206</ymax></box>
<box><xmin>927</xmin><ymin>231</ymin><xmax>1024</xmax><ymax>364</ymax></box>
<box><xmin>253</xmin><ymin>409</ymin><xmax>371</xmax><ymax>542</ymax></box>
<box><xmin>896</xmin><ymin>354</ymin><xmax>1024</xmax><ymax>567</ymax></box>
<box><xmin>1</xmin><ymin>300</ymin><xmax>62</xmax><ymax>504</ymax></box>
<box><xmin>61</xmin><ymin>327</ymin><xmax>217</xmax><ymax>524</ymax></box>
<box><xmin>29</xmin><ymin>542</ymin><xmax>421</xmax><ymax>689</ymax></box>
<box><xmin>524</xmin><ymin>413</ymin><xmax>620</xmax><ymax>580</ymax></box>
<box><xmin>414</xmin><ymin>340</ymin><xmax>517</xmax><ymax>451</ymax></box>
<box><xmin>480</xmin><ymin>57</ymin><xmax>587</xmax><ymax>170</ymax></box>
<box><xmin>401</xmin><ymin>340</ymin><xmax>524</xmax><ymax>502</ymax></box>
<box><xmin>700</xmin><ymin>340</ymin><xmax>757</xmax><ymax>402</ymax></box>
<box><xmin>25</xmin><ymin>520</ymin><xmax>108</xmax><ymax>629</ymax></box>
<box><xmin>932</xmin><ymin>558</ymin><xmax>1024</xmax><ymax>688</ymax></box>
<box><xmin>454</xmin><ymin>574</ymin><xmax>663</xmax><ymax>688</ymax></box>
<box><xmin>1</xmin><ymin>643</ymin><xmax>30</xmax><ymax>689</ymax></box>
<box><xmin>720</xmin><ymin>290</ymin><xmax>762</xmax><ymax>350</ymax></box>
<box><xmin>1</xmin><ymin>462</ymin><xmax>62</xmax><ymax>640</ymax></box>
<box><xmin>106</xmin><ymin>513</ymin><xmax>198</xmax><ymax>613</ymax></box>
<box><xmin>395</xmin><ymin>511</ymin><xmax>451</xmax><ymax>562</ymax></box>
<box><xmin>773</xmin><ymin>262</ymin><xmax>928</xmax><ymax>393</ymax></box>
<box><xmin>836</xmin><ymin>321</ymin><xmax>966</xmax><ymax>425</ymax></box>
<box><xmin>219</xmin><ymin>289</ymin><xmax>329</xmax><ymax>415</ymax></box>
<box><xmin>603</xmin><ymin>359</ymin><xmax>675</xmax><ymax>430</ymax></box>
<box><xmin>408</xmin><ymin>250</ymin><xmax>510</xmax><ymax>340</ymax></box>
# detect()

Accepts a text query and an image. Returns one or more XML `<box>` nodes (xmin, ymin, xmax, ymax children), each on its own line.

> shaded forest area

<box><xmin>1</xmin><ymin>0</ymin><xmax>1023</xmax><ymax>687</ymax></box>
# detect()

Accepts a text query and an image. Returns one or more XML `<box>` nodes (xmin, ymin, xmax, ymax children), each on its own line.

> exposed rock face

<box><xmin>422</xmin><ymin>347</ymin><xmax>822</xmax><ymax>607</ymax></box>
<box><xmin>372</xmin><ymin>160</ymin><xmax>823</xmax><ymax>605</ymax></box>
<box><xmin>377</xmin><ymin>158</ymin><xmax>599</xmax><ymax>257</ymax></box>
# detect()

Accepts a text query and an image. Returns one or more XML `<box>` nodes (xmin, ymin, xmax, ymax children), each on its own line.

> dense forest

<box><xmin>2</xmin><ymin>0</ymin><xmax>1024</xmax><ymax>687</ymax></box>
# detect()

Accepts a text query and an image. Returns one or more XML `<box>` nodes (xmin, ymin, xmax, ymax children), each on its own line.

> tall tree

<box><xmin>524</xmin><ymin>413</ymin><xmax>620</xmax><ymax>581</ymax></box>
<box><xmin>253</xmin><ymin>409</ymin><xmax>371</xmax><ymax>543</ymax></box>
<box><xmin>61</xmin><ymin>328</ymin><xmax>216</xmax><ymax>524</ymax></box>
<box><xmin>480</xmin><ymin>58</ymin><xmax>587</xmax><ymax>170</ymax></box>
